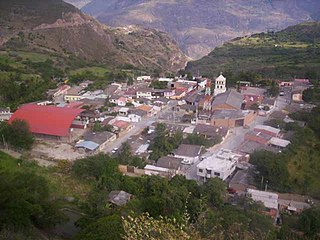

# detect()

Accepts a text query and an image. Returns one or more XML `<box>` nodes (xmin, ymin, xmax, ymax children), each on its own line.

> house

<box><xmin>269</xmin><ymin>137</ymin><xmax>290</xmax><ymax>149</ymax></box>
<box><xmin>130</xmin><ymin>109</ymin><xmax>148</xmax><ymax>118</ymax></box>
<box><xmin>260</xmin><ymin>98</ymin><xmax>276</xmax><ymax>110</ymax></box>
<box><xmin>254</xmin><ymin>125</ymin><xmax>281</xmax><ymax>137</ymax></box>
<box><xmin>159</xmin><ymin>77</ymin><xmax>174</xmax><ymax>82</ymax></box>
<box><xmin>247</xmin><ymin>189</ymin><xmax>279</xmax><ymax>210</ymax></box>
<box><xmin>136</xmin><ymin>76</ymin><xmax>151</xmax><ymax>81</ymax></box>
<box><xmin>173</xmin><ymin>144</ymin><xmax>201</xmax><ymax>164</ymax></box>
<box><xmin>156</xmin><ymin>156</ymin><xmax>183</xmax><ymax>175</ymax></box>
<box><xmin>117</xmin><ymin>97</ymin><xmax>127</xmax><ymax>107</ymax></box>
<box><xmin>9</xmin><ymin>104</ymin><xmax>84</xmax><ymax>141</ymax></box>
<box><xmin>64</xmin><ymin>86</ymin><xmax>84</xmax><ymax>102</ymax></box>
<box><xmin>241</xmin><ymin>87</ymin><xmax>265</xmax><ymax>109</ymax></box>
<box><xmin>112</xmin><ymin>120</ymin><xmax>133</xmax><ymax>134</ymax></box>
<box><xmin>229</xmin><ymin>169</ymin><xmax>255</xmax><ymax>193</ymax></box>
<box><xmin>211</xmin><ymin>90</ymin><xmax>244</xmax><ymax>111</ymax></box>
<box><xmin>0</xmin><ymin>107</ymin><xmax>12</xmax><ymax>122</ymax></box>
<box><xmin>144</xmin><ymin>165</ymin><xmax>171</xmax><ymax>177</ymax></box>
<box><xmin>197</xmin><ymin>149</ymin><xmax>242</xmax><ymax>181</ymax></box>
<box><xmin>53</xmin><ymin>84</ymin><xmax>70</xmax><ymax>98</ymax></box>
<box><xmin>118</xmin><ymin>107</ymin><xmax>130</xmax><ymax>116</ymax></box>
<box><xmin>108</xmin><ymin>190</ymin><xmax>133</xmax><ymax>206</ymax></box>
<box><xmin>75</xmin><ymin>140</ymin><xmax>100</xmax><ymax>152</ymax></box>
<box><xmin>84</xmin><ymin>131</ymin><xmax>116</xmax><ymax>151</ymax></box>
<box><xmin>194</xmin><ymin>124</ymin><xmax>229</xmax><ymax>141</ymax></box>
<box><xmin>128</xmin><ymin>113</ymin><xmax>142</xmax><ymax>123</ymax></box>
<box><xmin>136</xmin><ymin>105</ymin><xmax>154</xmax><ymax>116</ymax></box>
<box><xmin>291</xmin><ymin>89</ymin><xmax>303</xmax><ymax>102</ymax></box>
<box><xmin>170</xmin><ymin>88</ymin><xmax>187</xmax><ymax>100</ymax></box>
<box><xmin>245</xmin><ymin>131</ymin><xmax>272</xmax><ymax>145</ymax></box>
<box><xmin>136</xmin><ymin>88</ymin><xmax>153</xmax><ymax>99</ymax></box>
<box><xmin>210</xmin><ymin>110</ymin><xmax>256</xmax><ymax>128</ymax></box>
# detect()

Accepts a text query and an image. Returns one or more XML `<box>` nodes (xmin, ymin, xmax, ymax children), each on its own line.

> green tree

<box><xmin>0</xmin><ymin>120</ymin><xmax>34</xmax><ymax>150</ymax></box>
<box><xmin>201</xmin><ymin>178</ymin><xmax>226</xmax><ymax>207</ymax></box>
<box><xmin>298</xmin><ymin>207</ymin><xmax>320</xmax><ymax>237</ymax></box>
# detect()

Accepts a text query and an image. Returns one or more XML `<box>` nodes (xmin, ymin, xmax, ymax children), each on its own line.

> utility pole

<box><xmin>265</xmin><ymin>180</ymin><xmax>269</xmax><ymax>191</ymax></box>
<box><xmin>260</xmin><ymin>176</ymin><xmax>264</xmax><ymax>190</ymax></box>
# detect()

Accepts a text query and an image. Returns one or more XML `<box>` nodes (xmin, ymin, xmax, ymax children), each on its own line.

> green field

<box><xmin>69</xmin><ymin>66</ymin><xmax>110</xmax><ymax>77</ymax></box>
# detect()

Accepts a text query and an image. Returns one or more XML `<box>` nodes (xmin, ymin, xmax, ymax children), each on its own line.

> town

<box><xmin>1</xmin><ymin>71</ymin><xmax>316</xmax><ymax>223</ymax></box>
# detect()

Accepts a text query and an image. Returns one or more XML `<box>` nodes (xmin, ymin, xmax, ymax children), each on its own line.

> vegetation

<box><xmin>0</xmin><ymin>120</ymin><xmax>34</xmax><ymax>150</ymax></box>
<box><xmin>149</xmin><ymin>123</ymin><xmax>183</xmax><ymax>160</ymax></box>
<box><xmin>0</xmin><ymin>151</ymin><xmax>67</xmax><ymax>238</ymax></box>
<box><xmin>251</xmin><ymin>103</ymin><xmax>320</xmax><ymax>198</ymax></box>
<box><xmin>150</xmin><ymin>80</ymin><xmax>168</xmax><ymax>89</ymax></box>
<box><xmin>187</xmin><ymin>22</ymin><xmax>320</xmax><ymax>82</ymax></box>
<box><xmin>183</xmin><ymin>133</ymin><xmax>221</xmax><ymax>148</ymax></box>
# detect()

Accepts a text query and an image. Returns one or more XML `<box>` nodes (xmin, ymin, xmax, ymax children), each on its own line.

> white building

<box><xmin>136</xmin><ymin>88</ymin><xmax>153</xmax><ymax>99</ymax></box>
<box><xmin>197</xmin><ymin>149</ymin><xmax>241</xmax><ymax>181</ymax></box>
<box><xmin>137</xmin><ymin>76</ymin><xmax>151</xmax><ymax>81</ymax></box>
<box><xmin>214</xmin><ymin>74</ymin><xmax>227</xmax><ymax>96</ymax></box>
<box><xmin>247</xmin><ymin>189</ymin><xmax>278</xmax><ymax>210</ymax></box>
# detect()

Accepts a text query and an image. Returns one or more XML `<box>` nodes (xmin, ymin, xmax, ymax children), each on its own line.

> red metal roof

<box><xmin>9</xmin><ymin>104</ymin><xmax>84</xmax><ymax>137</ymax></box>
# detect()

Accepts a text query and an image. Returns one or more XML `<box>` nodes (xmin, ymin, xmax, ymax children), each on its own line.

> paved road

<box><xmin>102</xmin><ymin>101</ymin><xmax>177</xmax><ymax>153</ymax></box>
<box><xmin>185</xmin><ymin>96</ymin><xmax>288</xmax><ymax>180</ymax></box>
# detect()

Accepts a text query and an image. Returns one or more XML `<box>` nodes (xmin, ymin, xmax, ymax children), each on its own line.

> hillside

<box><xmin>81</xmin><ymin>0</ymin><xmax>320</xmax><ymax>59</ymax></box>
<box><xmin>0</xmin><ymin>0</ymin><xmax>187</xmax><ymax>72</ymax></box>
<box><xmin>186</xmin><ymin>22</ymin><xmax>320</xmax><ymax>80</ymax></box>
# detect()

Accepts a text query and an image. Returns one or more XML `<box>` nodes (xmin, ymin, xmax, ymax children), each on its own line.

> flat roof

<box><xmin>247</xmin><ymin>189</ymin><xmax>278</xmax><ymax>209</ymax></box>
<box><xmin>269</xmin><ymin>137</ymin><xmax>291</xmax><ymax>148</ymax></box>
<box><xmin>212</xmin><ymin>110</ymin><xmax>250</xmax><ymax>119</ymax></box>
<box><xmin>197</xmin><ymin>156</ymin><xmax>236</xmax><ymax>172</ymax></box>
<box><xmin>254</xmin><ymin>125</ymin><xmax>281</xmax><ymax>135</ymax></box>
<box><xmin>75</xmin><ymin>141</ymin><xmax>99</xmax><ymax>151</ymax></box>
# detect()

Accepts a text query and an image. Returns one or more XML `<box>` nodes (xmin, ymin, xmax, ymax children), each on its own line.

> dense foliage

<box><xmin>0</xmin><ymin>152</ymin><xmax>64</xmax><ymax>236</ymax></box>
<box><xmin>0</xmin><ymin>120</ymin><xmax>34</xmax><ymax>150</ymax></box>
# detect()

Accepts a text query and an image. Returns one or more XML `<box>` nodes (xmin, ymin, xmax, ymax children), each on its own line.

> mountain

<box><xmin>64</xmin><ymin>0</ymin><xmax>92</xmax><ymax>8</ymax></box>
<box><xmin>0</xmin><ymin>0</ymin><xmax>187</xmax><ymax>72</ymax></box>
<box><xmin>81</xmin><ymin>0</ymin><xmax>320</xmax><ymax>59</ymax></box>
<box><xmin>186</xmin><ymin>22</ymin><xmax>320</xmax><ymax>80</ymax></box>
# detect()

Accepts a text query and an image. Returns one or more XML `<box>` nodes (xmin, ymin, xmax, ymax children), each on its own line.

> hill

<box><xmin>186</xmin><ymin>22</ymin><xmax>320</xmax><ymax>81</ymax></box>
<box><xmin>0</xmin><ymin>0</ymin><xmax>187</xmax><ymax>72</ymax></box>
<box><xmin>81</xmin><ymin>0</ymin><xmax>320</xmax><ymax>59</ymax></box>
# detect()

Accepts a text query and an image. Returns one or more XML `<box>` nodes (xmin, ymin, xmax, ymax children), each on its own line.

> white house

<box><xmin>174</xmin><ymin>144</ymin><xmax>201</xmax><ymax>164</ymax></box>
<box><xmin>0</xmin><ymin>107</ymin><xmax>12</xmax><ymax>122</ymax></box>
<box><xmin>197</xmin><ymin>149</ymin><xmax>241</xmax><ymax>181</ymax></box>
<box><xmin>137</xmin><ymin>76</ymin><xmax>151</xmax><ymax>81</ymax></box>
<box><xmin>136</xmin><ymin>88</ymin><xmax>153</xmax><ymax>99</ymax></box>
<box><xmin>128</xmin><ymin>113</ymin><xmax>142</xmax><ymax>123</ymax></box>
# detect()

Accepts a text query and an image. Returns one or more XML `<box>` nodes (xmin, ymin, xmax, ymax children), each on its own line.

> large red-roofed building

<box><xmin>9</xmin><ymin>104</ymin><xmax>84</xmax><ymax>140</ymax></box>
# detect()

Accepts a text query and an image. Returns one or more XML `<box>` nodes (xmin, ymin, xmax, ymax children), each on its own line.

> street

<box><xmin>185</xmin><ymin>95</ymin><xmax>289</xmax><ymax>180</ymax></box>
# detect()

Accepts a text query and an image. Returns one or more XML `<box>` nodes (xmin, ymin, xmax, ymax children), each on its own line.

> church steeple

<box><xmin>214</xmin><ymin>73</ymin><xmax>226</xmax><ymax>96</ymax></box>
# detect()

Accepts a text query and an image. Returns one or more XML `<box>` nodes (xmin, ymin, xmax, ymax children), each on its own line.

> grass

<box><xmin>69</xmin><ymin>66</ymin><xmax>110</xmax><ymax>78</ymax></box>
<box><xmin>15</xmin><ymin>51</ymin><xmax>55</xmax><ymax>62</ymax></box>
<box><xmin>0</xmin><ymin>151</ymin><xmax>92</xmax><ymax>202</ymax></box>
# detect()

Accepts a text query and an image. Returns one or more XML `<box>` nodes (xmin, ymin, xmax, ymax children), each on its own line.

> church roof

<box><xmin>212</xmin><ymin>90</ymin><xmax>243</xmax><ymax>110</ymax></box>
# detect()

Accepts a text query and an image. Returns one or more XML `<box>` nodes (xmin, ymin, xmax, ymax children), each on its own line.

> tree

<box><xmin>298</xmin><ymin>207</ymin><xmax>320</xmax><ymax>237</ymax></box>
<box><xmin>76</xmin><ymin>215</ymin><xmax>123</xmax><ymax>240</ymax></box>
<box><xmin>201</xmin><ymin>178</ymin><xmax>226</xmax><ymax>207</ymax></box>
<box><xmin>0</xmin><ymin>119</ymin><xmax>34</xmax><ymax>150</ymax></box>
<box><xmin>0</xmin><ymin>171</ymin><xmax>64</xmax><ymax>230</ymax></box>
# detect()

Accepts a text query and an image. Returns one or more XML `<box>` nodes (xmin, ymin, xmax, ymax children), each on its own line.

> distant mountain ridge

<box><xmin>186</xmin><ymin>22</ymin><xmax>320</xmax><ymax>80</ymax></box>
<box><xmin>0</xmin><ymin>0</ymin><xmax>188</xmax><ymax>72</ymax></box>
<box><xmin>81</xmin><ymin>0</ymin><xmax>320</xmax><ymax>59</ymax></box>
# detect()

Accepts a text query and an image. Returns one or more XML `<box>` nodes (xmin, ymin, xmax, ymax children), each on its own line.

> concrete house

<box><xmin>197</xmin><ymin>149</ymin><xmax>242</xmax><ymax>181</ymax></box>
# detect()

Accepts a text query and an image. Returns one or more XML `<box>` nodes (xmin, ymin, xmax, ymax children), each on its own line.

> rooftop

<box><xmin>247</xmin><ymin>189</ymin><xmax>278</xmax><ymax>209</ymax></box>
<box><xmin>212</xmin><ymin>110</ymin><xmax>250</xmax><ymax>119</ymax></box>
<box><xmin>194</xmin><ymin>124</ymin><xmax>229</xmax><ymax>138</ymax></box>
<box><xmin>75</xmin><ymin>141</ymin><xmax>99</xmax><ymax>151</ymax></box>
<box><xmin>157</xmin><ymin>156</ymin><xmax>183</xmax><ymax>170</ymax></box>
<box><xmin>197</xmin><ymin>155</ymin><xmax>237</xmax><ymax>173</ymax></box>
<box><xmin>174</xmin><ymin>144</ymin><xmax>201</xmax><ymax>157</ymax></box>
<box><xmin>9</xmin><ymin>104</ymin><xmax>84</xmax><ymax>137</ymax></box>
<box><xmin>254</xmin><ymin>125</ymin><xmax>281</xmax><ymax>135</ymax></box>
<box><xmin>212</xmin><ymin>90</ymin><xmax>243</xmax><ymax>110</ymax></box>
<box><xmin>241</xmin><ymin>87</ymin><xmax>265</xmax><ymax>96</ymax></box>
<box><xmin>108</xmin><ymin>190</ymin><xmax>132</xmax><ymax>206</ymax></box>
<box><xmin>269</xmin><ymin>137</ymin><xmax>291</xmax><ymax>148</ymax></box>
<box><xmin>84</xmin><ymin>131</ymin><xmax>115</xmax><ymax>145</ymax></box>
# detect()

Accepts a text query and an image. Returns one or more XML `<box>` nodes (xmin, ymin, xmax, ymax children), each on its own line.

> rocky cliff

<box><xmin>81</xmin><ymin>0</ymin><xmax>320</xmax><ymax>59</ymax></box>
<box><xmin>0</xmin><ymin>0</ymin><xmax>188</xmax><ymax>72</ymax></box>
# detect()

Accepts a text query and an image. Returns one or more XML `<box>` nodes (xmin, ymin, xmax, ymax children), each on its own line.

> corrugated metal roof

<box><xmin>9</xmin><ymin>104</ymin><xmax>84</xmax><ymax>137</ymax></box>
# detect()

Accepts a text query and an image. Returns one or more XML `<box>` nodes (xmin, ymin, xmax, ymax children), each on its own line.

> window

<box><xmin>199</xmin><ymin>169</ymin><xmax>203</xmax><ymax>173</ymax></box>
<box><xmin>214</xmin><ymin>172</ymin><xmax>220</xmax><ymax>176</ymax></box>
<box><xmin>206</xmin><ymin>169</ymin><xmax>212</xmax><ymax>174</ymax></box>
